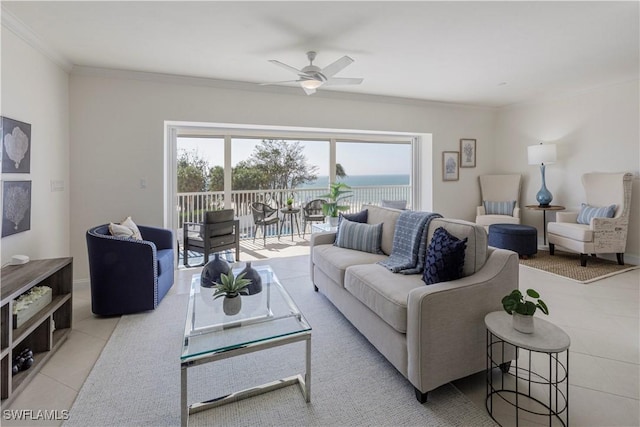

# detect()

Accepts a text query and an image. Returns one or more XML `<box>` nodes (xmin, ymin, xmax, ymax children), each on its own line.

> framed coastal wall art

<box><xmin>460</xmin><ymin>138</ymin><xmax>476</xmax><ymax>168</ymax></box>
<box><xmin>442</xmin><ymin>151</ymin><xmax>459</xmax><ymax>181</ymax></box>
<box><xmin>2</xmin><ymin>180</ymin><xmax>32</xmax><ymax>237</ymax></box>
<box><xmin>1</xmin><ymin>116</ymin><xmax>31</xmax><ymax>174</ymax></box>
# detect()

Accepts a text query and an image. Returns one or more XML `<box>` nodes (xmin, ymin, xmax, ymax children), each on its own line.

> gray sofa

<box><xmin>310</xmin><ymin>204</ymin><xmax>518</xmax><ymax>401</ymax></box>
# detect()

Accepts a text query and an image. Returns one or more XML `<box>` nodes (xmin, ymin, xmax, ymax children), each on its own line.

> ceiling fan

<box><xmin>262</xmin><ymin>51</ymin><xmax>363</xmax><ymax>95</ymax></box>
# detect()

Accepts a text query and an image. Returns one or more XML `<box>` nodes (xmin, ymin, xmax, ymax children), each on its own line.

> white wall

<box><xmin>69</xmin><ymin>69</ymin><xmax>497</xmax><ymax>280</ymax></box>
<box><xmin>1</xmin><ymin>28</ymin><xmax>70</xmax><ymax>266</ymax></box>
<box><xmin>495</xmin><ymin>79</ymin><xmax>640</xmax><ymax>263</ymax></box>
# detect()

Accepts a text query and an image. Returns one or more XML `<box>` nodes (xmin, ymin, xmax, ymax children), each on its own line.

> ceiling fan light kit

<box><xmin>263</xmin><ymin>51</ymin><xmax>363</xmax><ymax>95</ymax></box>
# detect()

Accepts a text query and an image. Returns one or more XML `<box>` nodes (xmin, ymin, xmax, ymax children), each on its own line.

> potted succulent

<box><xmin>321</xmin><ymin>182</ymin><xmax>353</xmax><ymax>226</ymax></box>
<box><xmin>286</xmin><ymin>195</ymin><xmax>294</xmax><ymax>210</ymax></box>
<box><xmin>213</xmin><ymin>271</ymin><xmax>251</xmax><ymax>315</ymax></box>
<box><xmin>502</xmin><ymin>288</ymin><xmax>549</xmax><ymax>333</ymax></box>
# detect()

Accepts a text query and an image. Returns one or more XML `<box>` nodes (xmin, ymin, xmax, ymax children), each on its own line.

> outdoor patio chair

<box><xmin>302</xmin><ymin>199</ymin><xmax>326</xmax><ymax>237</ymax></box>
<box><xmin>183</xmin><ymin>209</ymin><xmax>240</xmax><ymax>267</ymax></box>
<box><xmin>251</xmin><ymin>202</ymin><xmax>280</xmax><ymax>245</ymax></box>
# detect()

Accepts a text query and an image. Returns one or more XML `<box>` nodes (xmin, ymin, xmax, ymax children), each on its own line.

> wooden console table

<box><xmin>525</xmin><ymin>205</ymin><xmax>565</xmax><ymax>245</ymax></box>
<box><xmin>1</xmin><ymin>258</ymin><xmax>73</xmax><ymax>406</ymax></box>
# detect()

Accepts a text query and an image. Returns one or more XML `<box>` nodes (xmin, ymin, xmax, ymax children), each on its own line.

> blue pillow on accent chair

<box><xmin>483</xmin><ymin>200</ymin><xmax>516</xmax><ymax>216</ymax></box>
<box><xmin>86</xmin><ymin>223</ymin><xmax>175</xmax><ymax>315</ymax></box>
<box><xmin>423</xmin><ymin>227</ymin><xmax>467</xmax><ymax>285</ymax></box>
<box><xmin>576</xmin><ymin>203</ymin><xmax>616</xmax><ymax>225</ymax></box>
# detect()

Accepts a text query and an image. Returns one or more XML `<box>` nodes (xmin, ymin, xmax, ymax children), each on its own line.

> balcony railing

<box><xmin>177</xmin><ymin>185</ymin><xmax>411</xmax><ymax>238</ymax></box>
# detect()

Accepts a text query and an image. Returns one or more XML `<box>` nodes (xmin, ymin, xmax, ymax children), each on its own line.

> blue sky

<box><xmin>177</xmin><ymin>138</ymin><xmax>411</xmax><ymax>175</ymax></box>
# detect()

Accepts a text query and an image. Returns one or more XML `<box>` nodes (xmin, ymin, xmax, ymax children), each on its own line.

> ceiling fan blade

<box><xmin>259</xmin><ymin>80</ymin><xmax>301</xmax><ymax>86</ymax></box>
<box><xmin>321</xmin><ymin>56</ymin><xmax>354</xmax><ymax>78</ymax></box>
<box><xmin>268</xmin><ymin>60</ymin><xmax>304</xmax><ymax>75</ymax></box>
<box><xmin>324</xmin><ymin>77</ymin><xmax>364</xmax><ymax>86</ymax></box>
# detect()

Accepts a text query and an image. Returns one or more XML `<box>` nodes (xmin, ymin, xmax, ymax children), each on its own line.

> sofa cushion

<box><xmin>577</xmin><ymin>203</ymin><xmax>616</xmax><ymax>225</ymax></box>
<box><xmin>345</xmin><ymin>264</ymin><xmax>424</xmax><ymax>333</ymax></box>
<box><xmin>362</xmin><ymin>204</ymin><xmax>402</xmax><ymax>255</ymax></box>
<box><xmin>547</xmin><ymin>222</ymin><xmax>593</xmax><ymax>242</ymax></box>
<box><xmin>335</xmin><ymin>219</ymin><xmax>383</xmax><ymax>254</ymax></box>
<box><xmin>156</xmin><ymin>248</ymin><xmax>174</xmax><ymax>276</ymax></box>
<box><xmin>475</xmin><ymin>214</ymin><xmax>520</xmax><ymax>227</ymax></box>
<box><xmin>423</xmin><ymin>227</ymin><xmax>467</xmax><ymax>285</ymax></box>
<box><xmin>426</xmin><ymin>218</ymin><xmax>487</xmax><ymax>276</ymax></box>
<box><xmin>313</xmin><ymin>244</ymin><xmax>388</xmax><ymax>287</ymax></box>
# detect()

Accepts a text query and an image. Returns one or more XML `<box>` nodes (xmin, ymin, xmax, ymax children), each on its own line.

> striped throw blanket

<box><xmin>378</xmin><ymin>211</ymin><xmax>442</xmax><ymax>274</ymax></box>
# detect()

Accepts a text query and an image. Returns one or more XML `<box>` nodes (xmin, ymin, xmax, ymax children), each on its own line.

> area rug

<box><xmin>519</xmin><ymin>249</ymin><xmax>639</xmax><ymax>283</ymax></box>
<box><xmin>64</xmin><ymin>261</ymin><xmax>496</xmax><ymax>427</ymax></box>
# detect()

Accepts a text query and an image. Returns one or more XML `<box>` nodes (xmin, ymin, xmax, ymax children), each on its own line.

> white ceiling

<box><xmin>3</xmin><ymin>1</ymin><xmax>639</xmax><ymax>107</ymax></box>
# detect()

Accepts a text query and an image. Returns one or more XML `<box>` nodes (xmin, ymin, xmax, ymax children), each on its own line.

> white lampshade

<box><xmin>528</xmin><ymin>143</ymin><xmax>556</xmax><ymax>165</ymax></box>
<box><xmin>300</xmin><ymin>79</ymin><xmax>323</xmax><ymax>90</ymax></box>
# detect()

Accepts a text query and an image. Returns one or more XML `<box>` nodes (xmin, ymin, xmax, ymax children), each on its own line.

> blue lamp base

<box><xmin>536</xmin><ymin>164</ymin><xmax>553</xmax><ymax>207</ymax></box>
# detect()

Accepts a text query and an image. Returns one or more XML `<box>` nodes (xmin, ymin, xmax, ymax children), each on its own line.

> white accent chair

<box><xmin>475</xmin><ymin>174</ymin><xmax>522</xmax><ymax>231</ymax></box>
<box><xmin>548</xmin><ymin>172</ymin><xmax>633</xmax><ymax>267</ymax></box>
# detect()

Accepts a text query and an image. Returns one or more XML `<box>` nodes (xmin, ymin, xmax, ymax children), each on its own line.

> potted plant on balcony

<box><xmin>321</xmin><ymin>182</ymin><xmax>353</xmax><ymax>226</ymax></box>
<box><xmin>213</xmin><ymin>271</ymin><xmax>251</xmax><ymax>315</ymax></box>
<box><xmin>502</xmin><ymin>288</ymin><xmax>549</xmax><ymax>333</ymax></box>
<box><xmin>286</xmin><ymin>195</ymin><xmax>294</xmax><ymax>210</ymax></box>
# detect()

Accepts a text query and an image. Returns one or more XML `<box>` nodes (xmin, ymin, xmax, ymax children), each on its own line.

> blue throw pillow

<box><xmin>335</xmin><ymin>218</ymin><xmax>383</xmax><ymax>254</ymax></box>
<box><xmin>336</xmin><ymin>209</ymin><xmax>368</xmax><ymax>236</ymax></box>
<box><xmin>423</xmin><ymin>227</ymin><xmax>467</xmax><ymax>285</ymax></box>
<box><xmin>577</xmin><ymin>203</ymin><xmax>616</xmax><ymax>225</ymax></box>
<box><xmin>483</xmin><ymin>200</ymin><xmax>516</xmax><ymax>215</ymax></box>
<box><xmin>340</xmin><ymin>209</ymin><xmax>368</xmax><ymax>224</ymax></box>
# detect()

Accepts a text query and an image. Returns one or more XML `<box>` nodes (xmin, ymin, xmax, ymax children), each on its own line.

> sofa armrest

<box><xmin>591</xmin><ymin>217</ymin><xmax>629</xmax><ymax>252</ymax></box>
<box><xmin>139</xmin><ymin>225</ymin><xmax>173</xmax><ymax>250</ymax></box>
<box><xmin>405</xmin><ymin>248</ymin><xmax>518</xmax><ymax>393</ymax></box>
<box><xmin>476</xmin><ymin>206</ymin><xmax>486</xmax><ymax>216</ymax></box>
<box><xmin>513</xmin><ymin>206</ymin><xmax>521</xmax><ymax>219</ymax></box>
<box><xmin>310</xmin><ymin>231</ymin><xmax>336</xmax><ymax>247</ymax></box>
<box><xmin>556</xmin><ymin>211</ymin><xmax>578</xmax><ymax>223</ymax></box>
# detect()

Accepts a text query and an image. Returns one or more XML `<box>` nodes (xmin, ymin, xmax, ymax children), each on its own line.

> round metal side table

<box><xmin>485</xmin><ymin>311</ymin><xmax>570</xmax><ymax>427</ymax></box>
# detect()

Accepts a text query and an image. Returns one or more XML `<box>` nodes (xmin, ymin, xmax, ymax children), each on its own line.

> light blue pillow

<box><xmin>577</xmin><ymin>203</ymin><xmax>616</xmax><ymax>225</ymax></box>
<box><xmin>483</xmin><ymin>200</ymin><xmax>516</xmax><ymax>216</ymax></box>
<box><xmin>335</xmin><ymin>218</ymin><xmax>383</xmax><ymax>254</ymax></box>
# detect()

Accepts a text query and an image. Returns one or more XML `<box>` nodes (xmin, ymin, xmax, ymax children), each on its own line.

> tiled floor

<box><xmin>3</xmin><ymin>238</ymin><xmax>639</xmax><ymax>426</ymax></box>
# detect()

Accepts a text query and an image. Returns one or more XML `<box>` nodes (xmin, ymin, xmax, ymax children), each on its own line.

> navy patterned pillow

<box><xmin>423</xmin><ymin>227</ymin><xmax>467</xmax><ymax>285</ymax></box>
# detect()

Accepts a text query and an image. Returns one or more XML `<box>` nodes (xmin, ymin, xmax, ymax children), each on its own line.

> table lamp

<box><xmin>527</xmin><ymin>143</ymin><xmax>556</xmax><ymax>207</ymax></box>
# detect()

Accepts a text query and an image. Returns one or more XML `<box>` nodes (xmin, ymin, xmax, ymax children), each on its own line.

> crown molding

<box><xmin>1</xmin><ymin>6</ymin><xmax>73</xmax><ymax>72</ymax></box>
<box><xmin>71</xmin><ymin>65</ymin><xmax>497</xmax><ymax>111</ymax></box>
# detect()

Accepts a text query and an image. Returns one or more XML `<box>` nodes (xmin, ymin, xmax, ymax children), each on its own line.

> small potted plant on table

<box><xmin>501</xmin><ymin>288</ymin><xmax>549</xmax><ymax>333</ymax></box>
<box><xmin>213</xmin><ymin>271</ymin><xmax>251</xmax><ymax>315</ymax></box>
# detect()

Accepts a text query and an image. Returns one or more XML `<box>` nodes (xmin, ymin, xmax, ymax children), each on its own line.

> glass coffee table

<box><xmin>181</xmin><ymin>264</ymin><xmax>311</xmax><ymax>426</ymax></box>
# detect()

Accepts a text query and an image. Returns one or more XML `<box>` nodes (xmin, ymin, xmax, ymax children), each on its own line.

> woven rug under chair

<box><xmin>519</xmin><ymin>249</ymin><xmax>638</xmax><ymax>283</ymax></box>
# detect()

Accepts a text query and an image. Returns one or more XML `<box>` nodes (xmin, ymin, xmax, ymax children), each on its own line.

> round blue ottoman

<box><xmin>488</xmin><ymin>224</ymin><xmax>538</xmax><ymax>258</ymax></box>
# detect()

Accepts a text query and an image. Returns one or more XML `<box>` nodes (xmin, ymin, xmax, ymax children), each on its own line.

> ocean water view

<box><xmin>299</xmin><ymin>174</ymin><xmax>410</xmax><ymax>188</ymax></box>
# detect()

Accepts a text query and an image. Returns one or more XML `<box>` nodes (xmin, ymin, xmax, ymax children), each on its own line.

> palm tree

<box><xmin>336</xmin><ymin>163</ymin><xmax>347</xmax><ymax>179</ymax></box>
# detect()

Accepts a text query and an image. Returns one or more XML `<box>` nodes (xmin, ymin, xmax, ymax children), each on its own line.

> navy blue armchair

<box><xmin>86</xmin><ymin>224</ymin><xmax>174</xmax><ymax>316</ymax></box>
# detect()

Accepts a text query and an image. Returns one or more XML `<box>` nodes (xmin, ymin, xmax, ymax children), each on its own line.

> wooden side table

<box><xmin>525</xmin><ymin>205</ymin><xmax>565</xmax><ymax>245</ymax></box>
<box><xmin>485</xmin><ymin>311</ymin><xmax>570</xmax><ymax>427</ymax></box>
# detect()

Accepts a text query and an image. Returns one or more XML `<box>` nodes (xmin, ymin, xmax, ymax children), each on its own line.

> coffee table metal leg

<box><xmin>182</xmin><ymin>332</ymin><xmax>311</xmax><ymax>423</ymax></box>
